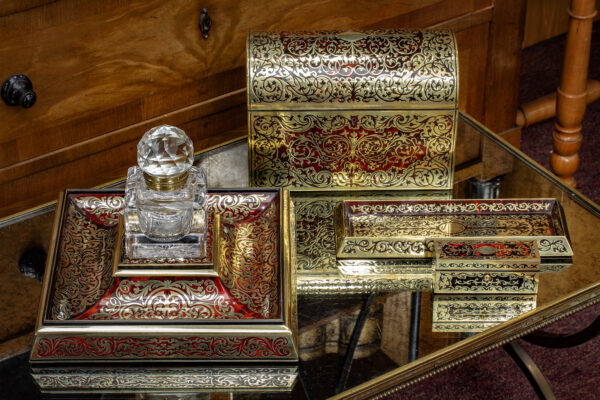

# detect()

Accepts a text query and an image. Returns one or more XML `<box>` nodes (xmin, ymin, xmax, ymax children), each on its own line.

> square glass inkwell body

<box><xmin>123</xmin><ymin>125</ymin><xmax>208</xmax><ymax>260</ymax></box>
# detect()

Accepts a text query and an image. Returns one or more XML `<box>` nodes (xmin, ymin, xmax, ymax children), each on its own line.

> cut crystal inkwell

<box><xmin>124</xmin><ymin>125</ymin><xmax>207</xmax><ymax>259</ymax></box>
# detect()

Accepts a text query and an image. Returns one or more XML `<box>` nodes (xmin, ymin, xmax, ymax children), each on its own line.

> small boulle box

<box><xmin>431</xmin><ymin>294</ymin><xmax>537</xmax><ymax>332</ymax></box>
<box><xmin>431</xmin><ymin>238</ymin><xmax>542</xmax><ymax>332</ymax></box>
<box><xmin>433</xmin><ymin>239</ymin><xmax>540</xmax><ymax>294</ymax></box>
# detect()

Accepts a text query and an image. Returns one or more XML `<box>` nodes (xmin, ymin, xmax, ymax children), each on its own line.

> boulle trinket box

<box><xmin>433</xmin><ymin>239</ymin><xmax>540</xmax><ymax>294</ymax></box>
<box><xmin>430</xmin><ymin>239</ymin><xmax>541</xmax><ymax>332</ymax></box>
<box><xmin>31</xmin><ymin>188</ymin><xmax>298</xmax><ymax>391</ymax></box>
<box><xmin>248</xmin><ymin>30</ymin><xmax>459</xmax><ymax>293</ymax></box>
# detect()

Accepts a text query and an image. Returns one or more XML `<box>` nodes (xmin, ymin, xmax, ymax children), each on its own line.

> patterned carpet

<box><xmin>386</xmin><ymin>23</ymin><xmax>600</xmax><ymax>400</ymax></box>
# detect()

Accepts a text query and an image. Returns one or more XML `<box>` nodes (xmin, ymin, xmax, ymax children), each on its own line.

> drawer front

<box><xmin>0</xmin><ymin>0</ymin><xmax>484</xmax><ymax>167</ymax></box>
<box><xmin>431</xmin><ymin>294</ymin><xmax>537</xmax><ymax>332</ymax></box>
<box><xmin>434</xmin><ymin>270</ymin><xmax>539</xmax><ymax>294</ymax></box>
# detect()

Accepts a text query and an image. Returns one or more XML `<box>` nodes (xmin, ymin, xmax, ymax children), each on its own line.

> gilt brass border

<box><xmin>32</xmin><ymin>366</ymin><xmax>299</xmax><ymax>392</ymax></box>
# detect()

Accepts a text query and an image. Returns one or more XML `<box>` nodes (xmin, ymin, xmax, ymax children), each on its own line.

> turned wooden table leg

<box><xmin>551</xmin><ymin>0</ymin><xmax>597</xmax><ymax>187</ymax></box>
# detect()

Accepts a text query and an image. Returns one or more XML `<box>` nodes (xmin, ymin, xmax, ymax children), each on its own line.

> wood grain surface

<box><xmin>521</xmin><ymin>0</ymin><xmax>599</xmax><ymax>48</ymax></box>
<box><xmin>0</xmin><ymin>0</ymin><xmax>479</xmax><ymax>168</ymax></box>
<box><xmin>0</xmin><ymin>0</ymin><xmax>510</xmax><ymax>217</ymax></box>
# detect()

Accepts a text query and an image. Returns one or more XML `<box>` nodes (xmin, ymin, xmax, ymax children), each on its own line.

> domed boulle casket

<box><xmin>248</xmin><ymin>30</ymin><xmax>459</xmax><ymax>294</ymax></box>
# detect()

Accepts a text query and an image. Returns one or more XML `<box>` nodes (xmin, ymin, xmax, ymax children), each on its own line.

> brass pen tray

<box><xmin>31</xmin><ymin>189</ymin><xmax>298</xmax><ymax>368</ymax></box>
<box><xmin>335</xmin><ymin>199</ymin><xmax>573</xmax><ymax>267</ymax></box>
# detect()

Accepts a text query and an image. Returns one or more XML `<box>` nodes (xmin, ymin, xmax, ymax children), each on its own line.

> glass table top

<box><xmin>1</xmin><ymin>113</ymin><xmax>599</xmax><ymax>399</ymax></box>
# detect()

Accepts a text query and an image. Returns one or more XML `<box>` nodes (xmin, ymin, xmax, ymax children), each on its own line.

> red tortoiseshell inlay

<box><xmin>32</xmin><ymin>335</ymin><xmax>293</xmax><ymax>360</ymax></box>
<box><xmin>250</xmin><ymin>112</ymin><xmax>455</xmax><ymax>189</ymax></box>
<box><xmin>76</xmin><ymin>277</ymin><xmax>263</xmax><ymax>321</ymax></box>
<box><xmin>47</xmin><ymin>191</ymin><xmax>281</xmax><ymax>322</ymax></box>
<box><xmin>438</xmin><ymin>241</ymin><xmax>536</xmax><ymax>259</ymax></box>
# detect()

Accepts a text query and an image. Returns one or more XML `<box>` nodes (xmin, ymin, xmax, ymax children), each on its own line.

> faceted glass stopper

<box><xmin>137</xmin><ymin>125</ymin><xmax>194</xmax><ymax>178</ymax></box>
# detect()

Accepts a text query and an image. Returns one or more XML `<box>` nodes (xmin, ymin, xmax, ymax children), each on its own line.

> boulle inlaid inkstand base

<box><xmin>30</xmin><ymin>188</ymin><xmax>298</xmax><ymax>392</ymax></box>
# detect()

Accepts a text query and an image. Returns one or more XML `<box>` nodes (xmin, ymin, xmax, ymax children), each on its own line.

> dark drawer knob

<box><xmin>199</xmin><ymin>8</ymin><xmax>211</xmax><ymax>39</ymax></box>
<box><xmin>2</xmin><ymin>74</ymin><xmax>36</xmax><ymax>108</ymax></box>
<box><xmin>18</xmin><ymin>247</ymin><xmax>46</xmax><ymax>282</ymax></box>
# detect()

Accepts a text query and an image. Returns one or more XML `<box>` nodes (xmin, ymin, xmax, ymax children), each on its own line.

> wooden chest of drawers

<box><xmin>0</xmin><ymin>0</ymin><xmax>525</xmax><ymax>218</ymax></box>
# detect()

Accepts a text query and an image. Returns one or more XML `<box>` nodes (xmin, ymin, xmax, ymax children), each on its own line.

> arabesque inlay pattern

<box><xmin>49</xmin><ymin>192</ymin><xmax>282</xmax><ymax>321</ymax></box>
<box><xmin>208</xmin><ymin>193</ymin><xmax>276</xmax><ymax>222</ymax></box>
<box><xmin>347</xmin><ymin>199</ymin><xmax>555</xmax><ymax>215</ymax></box>
<box><xmin>251</xmin><ymin>112</ymin><xmax>455</xmax><ymax>189</ymax></box>
<box><xmin>33</xmin><ymin>368</ymin><xmax>297</xmax><ymax>389</ymax></box>
<box><xmin>437</xmin><ymin>240</ymin><xmax>538</xmax><ymax>259</ymax></box>
<box><xmin>33</xmin><ymin>336</ymin><xmax>293</xmax><ymax>360</ymax></box>
<box><xmin>78</xmin><ymin>279</ymin><xmax>252</xmax><ymax>320</ymax></box>
<box><xmin>341</xmin><ymin>238</ymin><xmax>431</xmax><ymax>258</ymax></box>
<box><xmin>71</xmin><ymin>195</ymin><xmax>125</xmax><ymax>227</ymax></box>
<box><xmin>50</xmin><ymin>203</ymin><xmax>117</xmax><ymax>320</ymax></box>
<box><xmin>435</xmin><ymin>271</ymin><xmax>538</xmax><ymax>294</ymax></box>
<box><xmin>218</xmin><ymin>202</ymin><xmax>280</xmax><ymax>318</ymax></box>
<box><xmin>248</xmin><ymin>30</ymin><xmax>457</xmax><ymax>107</ymax></box>
<box><xmin>297</xmin><ymin>276</ymin><xmax>433</xmax><ymax>294</ymax></box>
<box><xmin>433</xmin><ymin>295</ymin><xmax>537</xmax><ymax>322</ymax></box>
<box><xmin>294</xmin><ymin>198</ymin><xmax>339</xmax><ymax>273</ymax></box>
<box><xmin>349</xmin><ymin>214</ymin><xmax>554</xmax><ymax>237</ymax></box>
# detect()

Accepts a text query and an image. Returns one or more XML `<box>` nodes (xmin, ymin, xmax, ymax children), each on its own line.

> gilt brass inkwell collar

<box><xmin>142</xmin><ymin>170</ymin><xmax>190</xmax><ymax>191</ymax></box>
